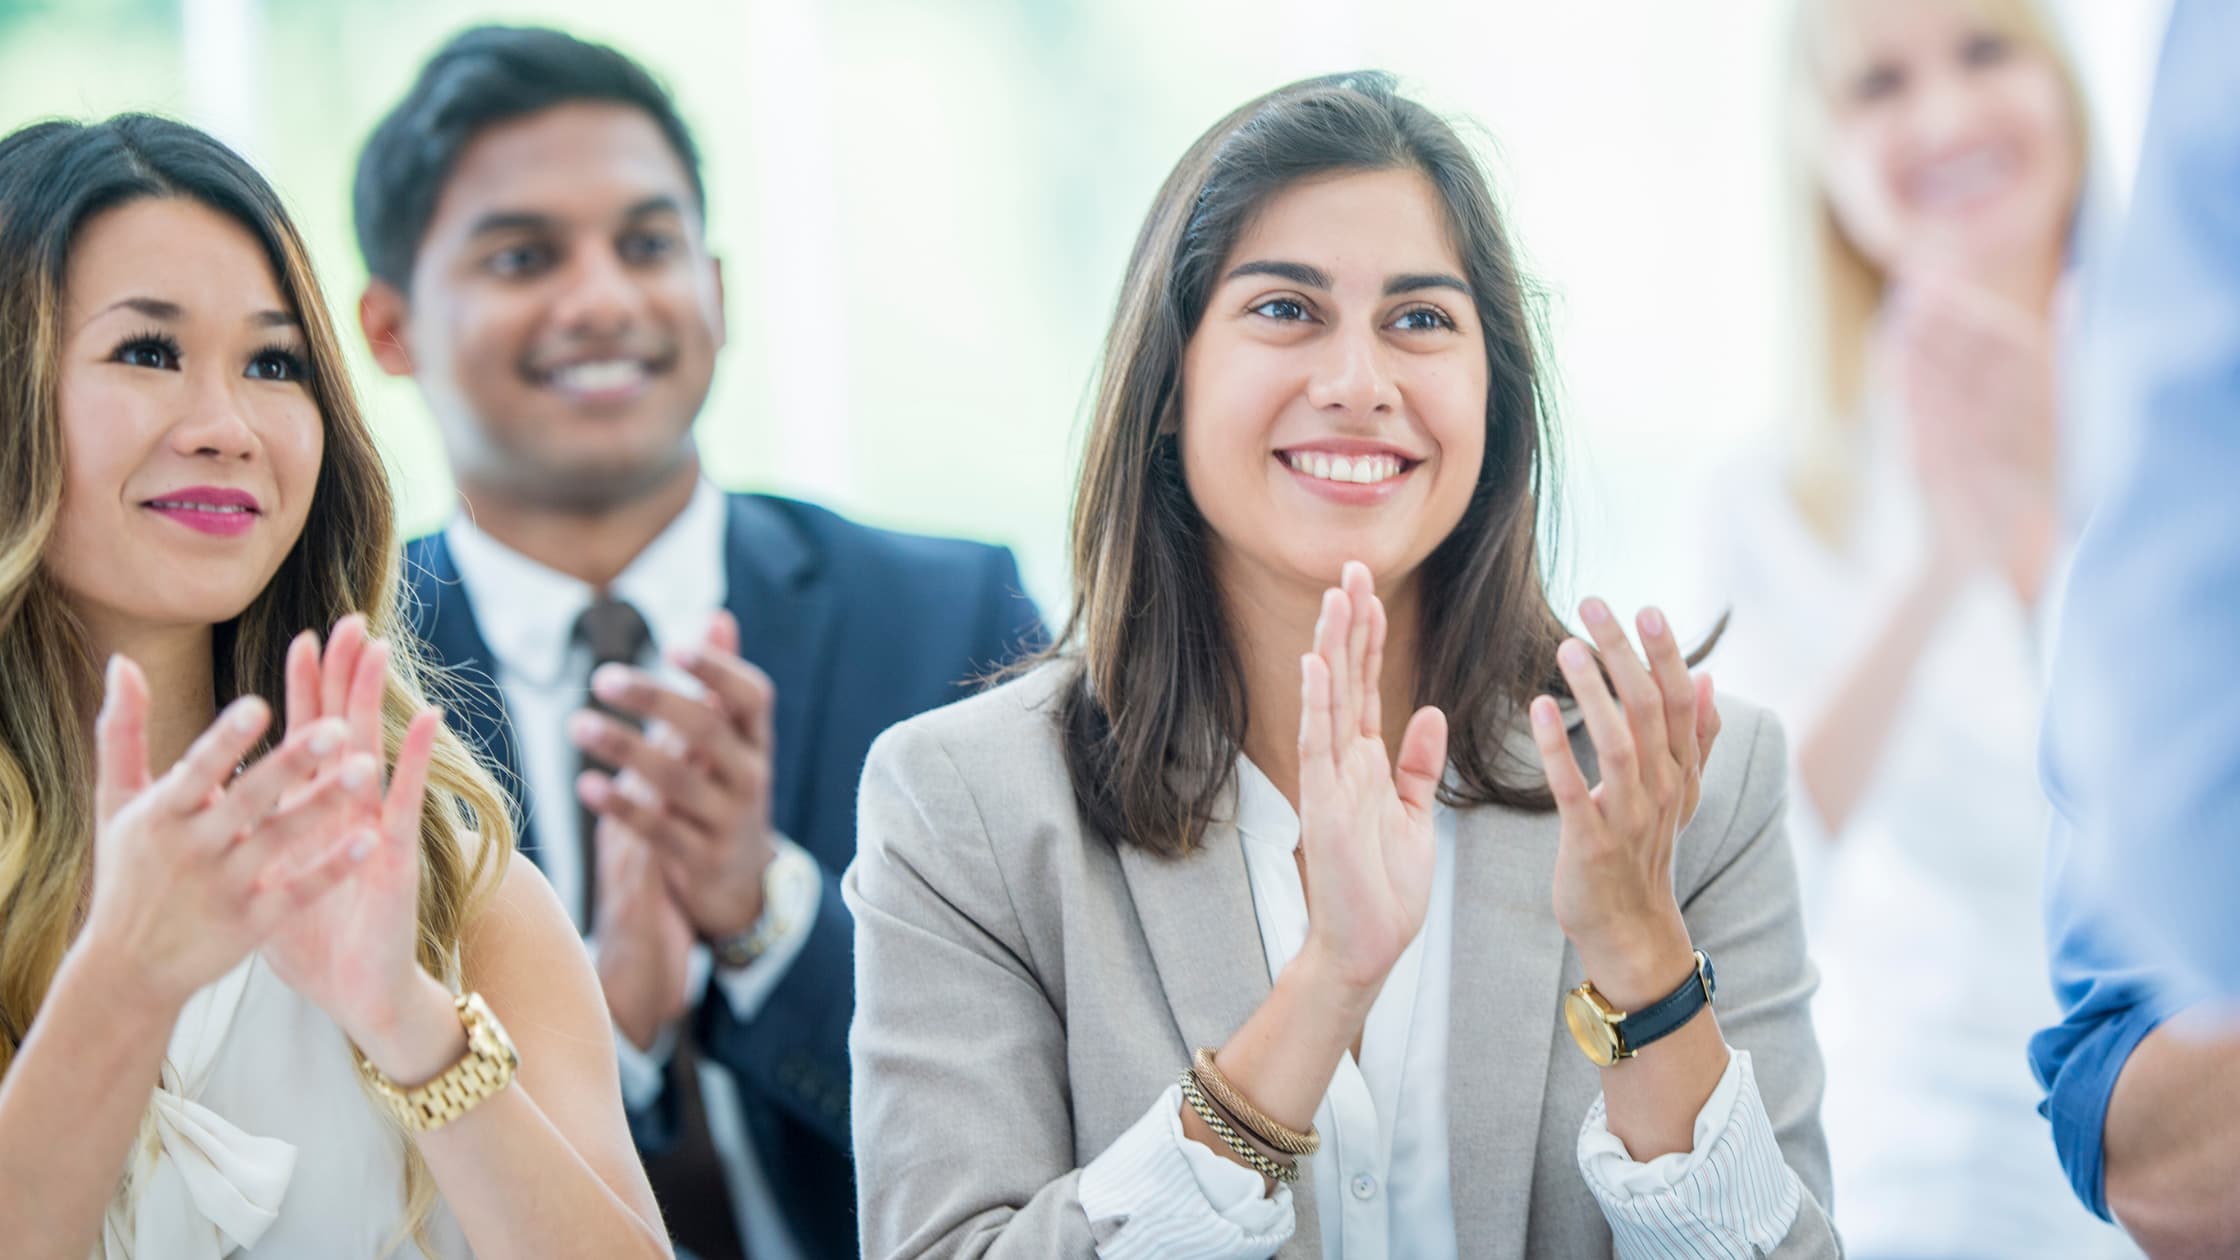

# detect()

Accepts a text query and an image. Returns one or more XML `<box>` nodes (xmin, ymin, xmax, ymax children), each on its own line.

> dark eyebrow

<box><xmin>624</xmin><ymin>195</ymin><xmax>686</xmax><ymax>221</ymax></box>
<box><xmin>1225</xmin><ymin>260</ymin><xmax>1331</xmax><ymax>290</ymax></box>
<box><xmin>1385</xmin><ymin>272</ymin><xmax>1470</xmax><ymax>298</ymax></box>
<box><xmin>467</xmin><ymin>195</ymin><xmax>687</xmax><ymax>241</ymax></box>
<box><xmin>465</xmin><ymin>210</ymin><xmax>559</xmax><ymax>240</ymax></box>
<box><xmin>252</xmin><ymin>309</ymin><xmax>299</xmax><ymax>329</ymax></box>
<box><xmin>96</xmin><ymin>296</ymin><xmax>183</xmax><ymax>322</ymax></box>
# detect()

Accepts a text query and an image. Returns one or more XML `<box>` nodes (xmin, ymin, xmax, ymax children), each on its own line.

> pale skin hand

<box><xmin>1187</xmin><ymin>561</ymin><xmax>1448</xmax><ymax>1190</ymax></box>
<box><xmin>84</xmin><ymin>656</ymin><xmax>373</xmax><ymax>1009</ymax></box>
<box><xmin>1885</xmin><ymin>275</ymin><xmax>2061</xmax><ymax>604</ymax></box>
<box><xmin>569</xmin><ymin>609</ymin><xmax>779</xmax><ymax>947</ymax></box>
<box><xmin>257</xmin><ymin>616</ymin><xmax>462</xmax><ymax>1082</ymax></box>
<box><xmin>1532</xmin><ymin>597</ymin><xmax>1730</xmax><ymax>1159</ymax></box>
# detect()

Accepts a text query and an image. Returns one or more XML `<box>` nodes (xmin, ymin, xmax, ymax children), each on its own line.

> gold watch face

<box><xmin>1563</xmin><ymin>987</ymin><xmax>1624</xmax><ymax>1067</ymax></box>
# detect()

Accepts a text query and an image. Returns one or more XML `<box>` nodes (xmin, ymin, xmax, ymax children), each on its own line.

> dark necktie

<box><xmin>571</xmin><ymin>596</ymin><xmax>747</xmax><ymax>1260</ymax></box>
<box><xmin>573</xmin><ymin>596</ymin><xmax>653</xmax><ymax>928</ymax></box>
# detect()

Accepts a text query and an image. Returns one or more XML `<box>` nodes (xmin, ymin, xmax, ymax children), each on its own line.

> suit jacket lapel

<box><xmin>1116</xmin><ymin>815</ymin><xmax>1323</xmax><ymax>1258</ymax></box>
<box><xmin>1445</xmin><ymin>721</ymin><xmax>1573</xmax><ymax>1258</ymax></box>
<box><xmin>407</xmin><ymin>535</ymin><xmax>538</xmax><ymax>861</ymax></box>
<box><xmin>721</xmin><ymin>495</ymin><xmax>836</xmax><ymax>840</ymax></box>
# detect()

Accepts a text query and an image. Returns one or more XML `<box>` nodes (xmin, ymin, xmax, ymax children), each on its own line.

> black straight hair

<box><xmin>352</xmin><ymin>24</ymin><xmax>706</xmax><ymax>291</ymax></box>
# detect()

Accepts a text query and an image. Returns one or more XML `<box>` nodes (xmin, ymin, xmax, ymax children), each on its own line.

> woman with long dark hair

<box><xmin>848</xmin><ymin>74</ymin><xmax>1836</xmax><ymax>1258</ymax></box>
<box><xmin>0</xmin><ymin>114</ymin><xmax>669</xmax><ymax>1258</ymax></box>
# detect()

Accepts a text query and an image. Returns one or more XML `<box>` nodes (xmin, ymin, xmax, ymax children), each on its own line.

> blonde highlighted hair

<box><xmin>0</xmin><ymin>114</ymin><xmax>512</xmax><ymax>1249</ymax></box>
<box><xmin>1782</xmin><ymin>0</ymin><xmax>2089</xmax><ymax>542</ymax></box>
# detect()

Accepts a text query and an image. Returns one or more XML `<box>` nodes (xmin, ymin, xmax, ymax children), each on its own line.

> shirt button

<box><xmin>1350</xmin><ymin>1173</ymin><xmax>1378</xmax><ymax>1200</ymax></box>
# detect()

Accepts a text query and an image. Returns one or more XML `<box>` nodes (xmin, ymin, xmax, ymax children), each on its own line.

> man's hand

<box><xmin>570</xmin><ymin>611</ymin><xmax>779</xmax><ymax>943</ymax></box>
<box><xmin>592</xmin><ymin>816</ymin><xmax>695</xmax><ymax>1051</ymax></box>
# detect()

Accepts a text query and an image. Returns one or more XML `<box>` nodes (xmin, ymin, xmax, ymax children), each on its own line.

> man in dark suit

<box><xmin>351</xmin><ymin>27</ymin><xmax>1041</xmax><ymax>1259</ymax></box>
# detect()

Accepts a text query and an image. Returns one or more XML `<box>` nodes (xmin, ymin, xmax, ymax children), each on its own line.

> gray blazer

<box><xmin>846</xmin><ymin>662</ymin><xmax>1838</xmax><ymax>1259</ymax></box>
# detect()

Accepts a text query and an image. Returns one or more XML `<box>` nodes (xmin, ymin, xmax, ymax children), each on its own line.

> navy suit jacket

<box><xmin>405</xmin><ymin>491</ymin><xmax>1044</xmax><ymax>1256</ymax></box>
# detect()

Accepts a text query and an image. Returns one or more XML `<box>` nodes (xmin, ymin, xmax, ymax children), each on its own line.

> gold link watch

<box><xmin>355</xmin><ymin>990</ymin><xmax>521</xmax><ymax>1132</ymax></box>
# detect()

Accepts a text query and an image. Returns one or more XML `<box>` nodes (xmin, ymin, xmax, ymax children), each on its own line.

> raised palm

<box><xmin>1297</xmin><ymin>563</ymin><xmax>1449</xmax><ymax>993</ymax></box>
<box><xmin>260</xmin><ymin>618</ymin><xmax>443</xmax><ymax>1040</ymax></box>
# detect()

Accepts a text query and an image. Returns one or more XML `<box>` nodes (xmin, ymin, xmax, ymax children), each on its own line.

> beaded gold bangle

<box><xmin>1192</xmin><ymin>1047</ymin><xmax>1320</xmax><ymax>1156</ymax></box>
<box><xmin>1178</xmin><ymin>1070</ymin><xmax>1298</xmax><ymax>1184</ymax></box>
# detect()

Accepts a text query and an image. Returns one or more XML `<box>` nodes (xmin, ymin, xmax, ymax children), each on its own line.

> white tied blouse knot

<box><xmin>101</xmin><ymin>958</ymin><xmax>294</xmax><ymax>1259</ymax></box>
<box><xmin>94</xmin><ymin>954</ymin><xmax>470</xmax><ymax>1259</ymax></box>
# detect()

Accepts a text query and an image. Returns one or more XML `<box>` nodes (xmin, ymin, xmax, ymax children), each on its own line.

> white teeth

<box><xmin>149</xmin><ymin>502</ymin><xmax>248</xmax><ymax>513</ymax></box>
<box><xmin>550</xmin><ymin>359</ymin><xmax>648</xmax><ymax>393</ymax></box>
<box><xmin>1284</xmin><ymin>451</ymin><xmax>1406</xmax><ymax>485</ymax></box>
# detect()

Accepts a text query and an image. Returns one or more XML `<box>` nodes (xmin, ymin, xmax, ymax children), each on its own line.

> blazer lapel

<box><xmin>406</xmin><ymin>536</ymin><xmax>538</xmax><ymax>861</ymax></box>
<box><xmin>720</xmin><ymin>495</ymin><xmax>837</xmax><ymax>840</ymax></box>
<box><xmin>1116</xmin><ymin>815</ymin><xmax>1323</xmax><ymax>1258</ymax></box>
<box><xmin>1445</xmin><ymin>720</ymin><xmax>1572</xmax><ymax>1258</ymax></box>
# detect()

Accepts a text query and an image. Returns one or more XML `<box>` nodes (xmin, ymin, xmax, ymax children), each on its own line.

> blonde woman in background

<box><xmin>0</xmin><ymin>114</ymin><xmax>669</xmax><ymax>1258</ymax></box>
<box><xmin>1700</xmin><ymin>0</ymin><xmax>2135</xmax><ymax>1255</ymax></box>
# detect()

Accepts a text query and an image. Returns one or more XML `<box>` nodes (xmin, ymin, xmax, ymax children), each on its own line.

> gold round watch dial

<box><xmin>1564</xmin><ymin>989</ymin><xmax>1624</xmax><ymax>1067</ymax></box>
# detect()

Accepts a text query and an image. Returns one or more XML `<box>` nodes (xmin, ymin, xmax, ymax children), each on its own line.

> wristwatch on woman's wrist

<box><xmin>354</xmin><ymin>990</ymin><xmax>519</xmax><ymax>1131</ymax></box>
<box><xmin>1563</xmin><ymin>949</ymin><xmax>1717</xmax><ymax>1067</ymax></box>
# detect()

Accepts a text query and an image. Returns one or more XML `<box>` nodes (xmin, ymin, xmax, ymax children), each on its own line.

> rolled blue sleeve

<box><xmin>2029</xmin><ymin>799</ymin><xmax>2196</xmax><ymax>1220</ymax></box>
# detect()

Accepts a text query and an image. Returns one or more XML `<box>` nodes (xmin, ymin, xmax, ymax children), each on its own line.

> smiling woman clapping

<box><xmin>845</xmin><ymin>74</ymin><xmax>1838</xmax><ymax>1260</ymax></box>
<box><xmin>0</xmin><ymin>115</ymin><xmax>670</xmax><ymax>1260</ymax></box>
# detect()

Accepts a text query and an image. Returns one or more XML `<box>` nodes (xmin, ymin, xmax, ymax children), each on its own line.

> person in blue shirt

<box><xmin>2031</xmin><ymin>0</ymin><xmax>2240</xmax><ymax>1249</ymax></box>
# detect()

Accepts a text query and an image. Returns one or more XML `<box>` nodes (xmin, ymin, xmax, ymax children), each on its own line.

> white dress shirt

<box><xmin>1701</xmin><ymin>420</ymin><xmax>2139</xmax><ymax>1257</ymax></box>
<box><xmin>443</xmin><ymin>478</ymin><xmax>820</xmax><ymax>1260</ymax></box>
<box><xmin>1076</xmin><ymin>756</ymin><xmax>1802</xmax><ymax>1259</ymax></box>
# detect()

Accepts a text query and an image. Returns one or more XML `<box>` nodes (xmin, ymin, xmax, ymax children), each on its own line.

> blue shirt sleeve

<box><xmin>2041</xmin><ymin>0</ymin><xmax>2240</xmax><ymax>1000</ymax></box>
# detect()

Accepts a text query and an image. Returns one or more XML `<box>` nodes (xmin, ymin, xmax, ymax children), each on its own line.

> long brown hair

<box><xmin>0</xmin><ymin>113</ymin><xmax>511</xmax><ymax>1241</ymax></box>
<box><xmin>1056</xmin><ymin>72</ymin><xmax>1605</xmax><ymax>858</ymax></box>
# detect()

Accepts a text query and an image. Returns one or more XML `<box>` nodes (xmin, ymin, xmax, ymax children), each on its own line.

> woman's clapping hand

<box><xmin>83</xmin><ymin>655</ymin><xmax>369</xmax><ymax>1011</ymax></box>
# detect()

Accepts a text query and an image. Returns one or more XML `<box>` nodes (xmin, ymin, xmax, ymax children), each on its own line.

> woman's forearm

<box><xmin>1187</xmin><ymin>942</ymin><xmax>1371</xmax><ymax>1190</ymax></box>
<box><xmin>0</xmin><ymin>940</ymin><xmax>181</xmax><ymax>1260</ymax></box>
<box><xmin>1579</xmin><ymin>934</ymin><xmax>1731</xmax><ymax>1160</ymax></box>
<box><xmin>359</xmin><ymin>972</ymin><xmax>670</xmax><ymax>1260</ymax></box>
<box><xmin>1795</xmin><ymin>558</ymin><xmax>1966</xmax><ymax>836</ymax></box>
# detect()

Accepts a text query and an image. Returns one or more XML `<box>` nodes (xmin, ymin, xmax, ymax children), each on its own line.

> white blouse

<box><xmin>1701</xmin><ymin>423</ymin><xmax>2138</xmax><ymax>1257</ymax></box>
<box><xmin>97</xmin><ymin>953</ymin><xmax>469</xmax><ymax>1259</ymax></box>
<box><xmin>1074</xmin><ymin>757</ymin><xmax>1801</xmax><ymax>1259</ymax></box>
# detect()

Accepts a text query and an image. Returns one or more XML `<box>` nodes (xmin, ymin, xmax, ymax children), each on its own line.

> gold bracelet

<box><xmin>1179</xmin><ymin>1070</ymin><xmax>1298</xmax><ymax>1184</ymax></box>
<box><xmin>1196</xmin><ymin>1079</ymin><xmax>1296</xmax><ymax>1169</ymax></box>
<box><xmin>1191</xmin><ymin>1047</ymin><xmax>1320</xmax><ymax>1156</ymax></box>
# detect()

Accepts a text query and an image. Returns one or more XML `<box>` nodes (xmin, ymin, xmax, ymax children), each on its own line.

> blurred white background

<box><xmin>0</xmin><ymin>0</ymin><xmax>2170</xmax><ymax>623</ymax></box>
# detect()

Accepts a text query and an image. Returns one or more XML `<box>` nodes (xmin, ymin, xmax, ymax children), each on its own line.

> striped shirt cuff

<box><xmin>1577</xmin><ymin>1048</ymin><xmax>1803</xmax><ymax>1259</ymax></box>
<box><xmin>1076</xmin><ymin>1083</ymin><xmax>1294</xmax><ymax>1260</ymax></box>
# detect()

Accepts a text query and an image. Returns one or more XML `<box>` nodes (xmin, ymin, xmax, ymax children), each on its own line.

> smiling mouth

<box><xmin>143</xmin><ymin>500</ymin><xmax>257</xmax><ymax>515</ymax></box>
<box><xmin>1277</xmin><ymin>449</ymin><xmax>1418</xmax><ymax>486</ymax></box>
<box><xmin>1906</xmin><ymin>144</ymin><xmax>2023</xmax><ymax>212</ymax></box>
<box><xmin>527</xmin><ymin>354</ymin><xmax>678</xmax><ymax>396</ymax></box>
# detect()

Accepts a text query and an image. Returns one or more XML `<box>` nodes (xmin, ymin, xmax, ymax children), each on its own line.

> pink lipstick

<box><xmin>142</xmin><ymin>485</ymin><xmax>261</xmax><ymax>538</ymax></box>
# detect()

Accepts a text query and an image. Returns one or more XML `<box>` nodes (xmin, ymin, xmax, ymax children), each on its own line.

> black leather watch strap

<box><xmin>1616</xmin><ymin>950</ymin><xmax>1717</xmax><ymax>1055</ymax></box>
